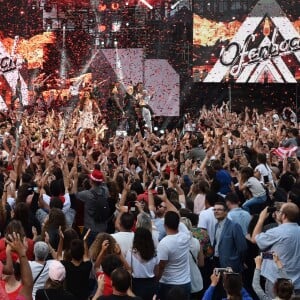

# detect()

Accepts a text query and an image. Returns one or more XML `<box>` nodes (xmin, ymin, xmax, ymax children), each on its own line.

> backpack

<box><xmin>90</xmin><ymin>187</ymin><xmax>110</xmax><ymax>223</ymax></box>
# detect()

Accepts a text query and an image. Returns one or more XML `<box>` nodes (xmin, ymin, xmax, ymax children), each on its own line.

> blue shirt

<box><xmin>216</xmin><ymin>169</ymin><xmax>232</xmax><ymax>195</ymax></box>
<box><xmin>202</xmin><ymin>285</ymin><xmax>253</xmax><ymax>300</ymax></box>
<box><xmin>228</xmin><ymin>208</ymin><xmax>251</xmax><ymax>236</ymax></box>
<box><xmin>256</xmin><ymin>223</ymin><xmax>300</xmax><ymax>288</ymax></box>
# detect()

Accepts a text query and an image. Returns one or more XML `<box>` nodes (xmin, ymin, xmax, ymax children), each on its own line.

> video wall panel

<box><xmin>193</xmin><ymin>0</ymin><xmax>300</xmax><ymax>83</ymax></box>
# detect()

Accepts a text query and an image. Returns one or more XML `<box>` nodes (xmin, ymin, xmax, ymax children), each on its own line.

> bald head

<box><xmin>281</xmin><ymin>203</ymin><xmax>300</xmax><ymax>223</ymax></box>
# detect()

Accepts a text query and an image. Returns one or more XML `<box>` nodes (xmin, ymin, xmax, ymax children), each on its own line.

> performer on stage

<box><xmin>78</xmin><ymin>91</ymin><xmax>101</xmax><ymax>130</ymax></box>
<box><xmin>139</xmin><ymin>89</ymin><xmax>154</xmax><ymax>133</ymax></box>
<box><xmin>106</xmin><ymin>82</ymin><xmax>124</xmax><ymax>137</ymax></box>
<box><xmin>124</xmin><ymin>85</ymin><xmax>138</xmax><ymax>136</ymax></box>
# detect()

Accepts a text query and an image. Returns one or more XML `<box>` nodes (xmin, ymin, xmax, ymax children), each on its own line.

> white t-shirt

<box><xmin>157</xmin><ymin>225</ymin><xmax>191</xmax><ymax>285</ymax></box>
<box><xmin>111</xmin><ymin>232</ymin><xmax>134</xmax><ymax>257</ymax></box>
<box><xmin>198</xmin><ymin>207</ymin><xmax>217</xmax><ymax>245</ymax></box>
<box><xmin>126</xmin><ymin>250</ymin><xmax>158</xmax><ymax>278</ymax></box>
<box><xmin>246</xmin><ymin>177</ymin><xmax>266</xmax><ymax>197</ymax></box>
<box><xmin>42</xmin><ymin>193</ymin><xmax>71</xmax><ymax>212</ymax></box>
<box><xmin>254</xmin><ymin>163</ymin><xmax>274</xmax><ymax>187</ymax></box>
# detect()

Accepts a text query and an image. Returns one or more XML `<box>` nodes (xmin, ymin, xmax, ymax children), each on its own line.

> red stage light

<box><xmin>98</xmin><ymin>4</ymin><xmax>107</xmax><ymax>11</ymax></box>
<box><xmin>98</xmin><ymin>24</ymin><xmax>107</xmax><ymax>32</ymax></box>
<box><xmin>111</xmin><ymin>2</ymin><xmax>119</xmax><ymax>10</ymax></box>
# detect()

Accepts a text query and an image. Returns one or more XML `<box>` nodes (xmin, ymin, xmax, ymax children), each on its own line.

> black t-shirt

<box><xmin>98</xmin><ymin>295</ymin><xmax>142</xmax><ymax>300</ymax></box>
<box><xmin>36</xmin><ymin>288</ymin><xmax>76</xmax><ymax>300</ymax></box>
<box><xmin>61</xmin><ymin>260</ymin><xmax>93</xmax><ymax>300</ymax></box>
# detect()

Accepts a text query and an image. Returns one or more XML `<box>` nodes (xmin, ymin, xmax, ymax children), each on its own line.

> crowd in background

<box><xmin>0</xmin><ymin>94</ymin><xmax>299</xmax><ymax>300</ymax></box>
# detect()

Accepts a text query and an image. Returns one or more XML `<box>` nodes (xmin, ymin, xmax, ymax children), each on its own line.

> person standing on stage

<box><xmin>123</xmin><ymin>85</ymin><xmax>138</xmax><ymax>136</ymax></box>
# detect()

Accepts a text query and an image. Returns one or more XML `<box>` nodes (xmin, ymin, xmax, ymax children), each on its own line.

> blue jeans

<box><xmin>158</xmin><ymin>282</ymin><xmax>191</xmax><ymax>300</ymax></box>
<box><xmin>242</xmin><ymin>194</ymin><xmax>267</xmax><ymax>212</ymax></box>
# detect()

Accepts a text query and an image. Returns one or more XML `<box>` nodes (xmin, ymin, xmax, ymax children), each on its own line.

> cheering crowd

<box><xmin>0</xmin><ymin>89</ymin><xmax>299</xmax><ymax>300</ymax></box>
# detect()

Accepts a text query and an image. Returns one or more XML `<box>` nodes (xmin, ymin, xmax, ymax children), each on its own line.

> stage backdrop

<box><xmin>193</xmin><ymin>0</ymin><xmax>300</xmax><ymax>83</ymax></box>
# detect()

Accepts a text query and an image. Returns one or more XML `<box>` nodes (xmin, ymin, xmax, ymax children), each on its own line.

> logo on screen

<box><xmin>203</xmin><ymin>0</ymin><xmax>300</xmax><ymax>83</ymax></box>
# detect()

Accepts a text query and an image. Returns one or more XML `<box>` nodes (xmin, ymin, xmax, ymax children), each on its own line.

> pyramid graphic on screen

<box><xmin>204</xmin><ymin>0</ymin><xmax>300</xmax><ymax>83</ymax></box>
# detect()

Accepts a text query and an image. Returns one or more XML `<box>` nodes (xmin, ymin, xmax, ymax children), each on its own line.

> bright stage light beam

<box><xmin>171</xmin><ymin>0</ymin><xmax>183</xmax><ymax>9</ymax></box>
<box><xmin>139</xmin><ymin>0</ymin><xmax>153</xmax><ymax>10</ymax></box>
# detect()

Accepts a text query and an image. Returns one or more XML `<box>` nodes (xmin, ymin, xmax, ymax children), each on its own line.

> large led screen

<box><xmin>193</xmin><ymin>0</ymin><xmax>300</xmax><ymax>83</ymax></box>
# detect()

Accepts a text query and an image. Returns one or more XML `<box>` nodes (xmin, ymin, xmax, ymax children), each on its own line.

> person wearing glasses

<box><xmin>213</xmin><ymin>202</ymin><xmax>247</xmax><ymax>273</ymax></box>
<box><xmin>252</xmin><ymin>253</ymin><xmax>294</xmax><ymax>300</ymax></box>
<box><xmin>252</xmin><ymin>203</ymin><xmax>300</xmax><ymax>298</ymax></box>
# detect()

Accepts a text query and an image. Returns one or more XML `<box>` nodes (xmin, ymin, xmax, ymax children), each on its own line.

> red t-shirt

<box><xmin>0</xmin><ymin>262</ymin><xmax>9</xmax><ymax>300</ymax></box>
<box><xmin>0</xmin><ymin>280</ymin><xmax>23</xmax><ymax>300</ymax></box>
<box><xmin>96</xmin><ymin>272</ymin><xmax>112</xmax><ymax>296</ymax></box>
<box><xmin>0</xmin><ymin>238</ymin><xmax>34</xmax><ymax>262</ymax></box>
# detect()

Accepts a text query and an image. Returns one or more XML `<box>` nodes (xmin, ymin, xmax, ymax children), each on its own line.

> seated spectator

<box><xmin>239</xmin><ymin>167</ymin><xmax>267</xmax><ymax>213</ymax></box>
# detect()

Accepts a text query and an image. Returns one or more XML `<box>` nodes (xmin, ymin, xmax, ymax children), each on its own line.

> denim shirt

<box><xmin>256</xmin><ymin>223</ymin><xmax>300</xmax><ymax>289</ymax></box>
<box><xmin>228</xmin><ymin>208</ymin><xmax>251</xmax><ymax>236</ymax></box>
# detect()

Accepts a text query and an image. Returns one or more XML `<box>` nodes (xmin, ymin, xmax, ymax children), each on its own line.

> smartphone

<box><xmin>214</xmin><ymin>267</ymin><xmax>231</xmax><ymax>274</ymax></box>
<box><xmin>234</xmin><ymin>148</ymin><xmax>242</xmax><ymax>156</ymax></box>
<box><xmin>263</xmin><ymin>175</ymin><xmax>269</xmax><ymax>184</ymax></box>
<box><xmin>287</xmin><ymin>157</ymin><xmax>295</xmax><ymax>163</ymax></box>
<box><xmin>157</xmin><ymin>186</ymin><xmax>164</xmax><ymax>195</ymax></box>
<box><xmin>127</xmin><ymin>201</ymin><xmax>136</xmax><ymax>212</ymax></box>
<box><xmin>262</xmin><ymin>252</ymin><xmax>273</xmax><ymax>259</ymax></box>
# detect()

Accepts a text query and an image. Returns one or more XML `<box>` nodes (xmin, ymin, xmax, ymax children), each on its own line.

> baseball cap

<box><xmin>49</xmin><ymin>260</ymin><xmax>66</xmax><ymax>282</ymax></box>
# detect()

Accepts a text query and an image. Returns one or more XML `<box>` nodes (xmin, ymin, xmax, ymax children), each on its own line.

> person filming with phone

<box><xmin>202</xmin><ymin>268</ymin><xmax>252</xmax><ymax>300</ymax></box>
<box><xmin>251</xmin><ymin>203</ymin><xmax>300</xmax><ymax>298</ymax></box>
<box><xmin>252</xmin><ymin>253</ymin><xmax>294</xmax><ymax>300</ymax></box>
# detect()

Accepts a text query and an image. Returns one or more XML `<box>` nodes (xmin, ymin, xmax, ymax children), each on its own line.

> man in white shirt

<box><xmin>197</xmin><ymin>192</ymin><xmax>218</xmax><ymax>244</ymax></box>
<box><xmin>157</xmin><ymin>210</ymin><xmax>191</xmax><ymax>300</ymax></box>
<box><xmin>111</xmin><ymin>212</ymin><xmax>135</xmax><ymax>257</ymax></box>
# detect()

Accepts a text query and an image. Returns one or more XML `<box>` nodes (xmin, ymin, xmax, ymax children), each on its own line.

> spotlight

<box><xmin>98</xmin><ymin>4</ymin><xmax>107</xmax><ymax>11</ymax></box>
<box><xmin>98</xmin><ymin>24</ymin><xmax>107</xmax><ymax>32</ymax></box>
<box><xmin>154</xmin><ymin>126</ymin><xmax>158</xmax><ymax>132</ymax></box>
<box><xmin>111</xmin><ymin>2</ymin><xmax>120</xmax><ymax>10</ymax></box>
<box><xmin>114</xmin><ymin>39</ymin><xmax>118</xmax><ymax>47</ymax></box>
<box><xmin>112</xmin><ymin>21</ymin><xmax>121</xmax><ymax>32</ymax></box>
<box><xmin>139</xmin><ymin>0</ymin><xmax>153</xmax><ymax>9</ymax></box>
<box><xmin>159</xmin><ymin>129</ymin><xmax>164</xmax><ymax>135</ymax></box>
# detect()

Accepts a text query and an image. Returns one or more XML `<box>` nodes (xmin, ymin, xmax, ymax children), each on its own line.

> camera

<box><xmin>261</xmin><ymin>252</ymin><xmax>273</xmax><ymax>259</ymax></box>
